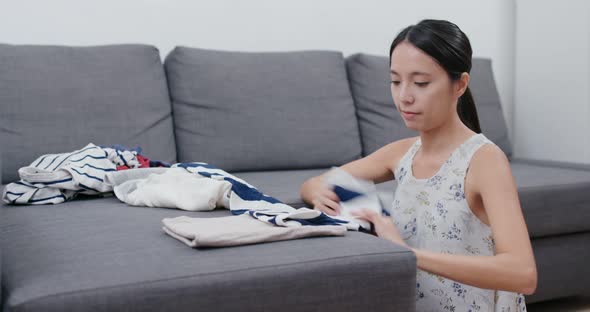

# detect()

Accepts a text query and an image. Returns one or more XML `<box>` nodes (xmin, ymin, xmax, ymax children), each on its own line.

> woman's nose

<box><xmin>399</xmin><ymin>84</ymin><xmax>414</xmax><ymax>104</ymax></box>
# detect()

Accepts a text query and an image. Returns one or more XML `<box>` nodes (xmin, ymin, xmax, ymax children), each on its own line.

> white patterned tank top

<box><xmin>391</xmin><ymin>133</ymin><xmax>527</xmax><ymax>312</ymax></box>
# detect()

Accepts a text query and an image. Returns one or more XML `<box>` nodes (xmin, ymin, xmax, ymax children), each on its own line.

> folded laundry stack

<box><xmin>162</xmin><ymin>214</ymin><xmax>347</xmax><ymax>248</ymax></box>
<box><xmin>105</xmin><ymin>162</ymin><xmax>355</xmax><ymax>247</ymax></box>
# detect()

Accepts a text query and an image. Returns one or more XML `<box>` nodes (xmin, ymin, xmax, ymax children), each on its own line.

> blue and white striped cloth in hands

<box><xmin>323</xmin><ymin>166</ymin><xmax>389</xmax><ymax>230</ymax></box>
<box><xmin>2</xmin><ymin>143</ymin><xmax>141</xmax><ymax>205</ymax></box>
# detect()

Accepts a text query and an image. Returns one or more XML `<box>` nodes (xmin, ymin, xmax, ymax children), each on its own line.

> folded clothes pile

<box><xmin>2</xmin><ymin>145</ymin><xmax>368</xmax><ymax>248</ymax></box>
<box><xmin>107</xmin><ymin>162</ymin><xmax>354</xmax><ymax>247</ymax></box>
<box><xmin>162</xmin><ymin>214</ymin><xmax>346</xmax><ymax>248</ymax></box>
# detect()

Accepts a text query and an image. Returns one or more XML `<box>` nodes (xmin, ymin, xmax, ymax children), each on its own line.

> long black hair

<box><xmin>389</xmin><ymin>19</ymin><xmax>481</xmax><ymax>133</ymax></box>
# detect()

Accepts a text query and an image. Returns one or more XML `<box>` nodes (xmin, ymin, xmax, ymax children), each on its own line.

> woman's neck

<box><xmin>418</xmin><ymin>117</ymin><xmax>476</xmax><ymax>157</ymax></box>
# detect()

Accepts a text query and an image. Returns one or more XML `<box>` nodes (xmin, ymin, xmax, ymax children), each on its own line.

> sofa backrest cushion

<box><xmin>165</xmin><ymin>47</ymin><xmax>362</xmax><ymax>172</ymax></box>
<box><xmin>346</xmin><ymin>53</ymin><xmax>513</xmax><ymax>158</ymax></box>
<box><xmin>0</xmin><ymin>44</ymin><xmax>177</xmax><ymax>183</ymax></box>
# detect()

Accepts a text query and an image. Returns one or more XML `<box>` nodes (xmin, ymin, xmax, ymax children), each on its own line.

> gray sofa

<box><xmin>0</xmin><ymin>44</ymin><xmax>588</xmax><ymax>311</ymax></box>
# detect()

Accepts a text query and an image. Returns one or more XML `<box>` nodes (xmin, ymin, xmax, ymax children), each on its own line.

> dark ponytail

<box><xmin>389</xmin><ymin>19</ymin><xmax>482</xmax><ymax>133</ymax></box>
<box><xmin>457</xmin><ymin>88</ymin><xmax>480</xmax><ymax>133</ymax></box>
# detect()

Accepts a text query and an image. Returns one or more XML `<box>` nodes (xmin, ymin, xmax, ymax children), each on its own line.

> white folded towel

<box><xmin>113</xmin><ymin>168</ymin><xmax>232</xmax><ymax>211</ymax></box>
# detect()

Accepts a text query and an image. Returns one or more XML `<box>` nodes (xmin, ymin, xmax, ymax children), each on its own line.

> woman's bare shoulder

<box><xmin>468</xmin><ymin>143</ymin><xmax>512</xmax><ymax>192</ymax></box>
<box><xmin>470</xmin><ymin>143</ymin><xmax>509</xmax><ymax>173</ymax></box>
<box><xmin>335</xmin><ymin>136</ymin><xmax>420</xmax><ymax>184</ymax></box>
<box><xmin>392</xmin><ymin>136</ymin><xmax>420</xmax><ymax>149</ymax></box>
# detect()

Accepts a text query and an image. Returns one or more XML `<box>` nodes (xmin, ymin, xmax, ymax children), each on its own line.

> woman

<box><xmin>300</xmin><ymin>19</ymin><xmax>536</xmax><ymax>311</ymax></box>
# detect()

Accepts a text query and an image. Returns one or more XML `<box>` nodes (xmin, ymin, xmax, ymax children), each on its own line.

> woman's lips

<box><xmin>402</xmin><ymin>111</ymin><xmax>419</xmax><ymax>120</ymax></box>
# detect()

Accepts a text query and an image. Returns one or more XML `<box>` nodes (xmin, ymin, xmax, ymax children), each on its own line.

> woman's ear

<box><xmin>455</xmin><ymin>72</ymin><xmax>470</xmax><ymax>97</ymax></box>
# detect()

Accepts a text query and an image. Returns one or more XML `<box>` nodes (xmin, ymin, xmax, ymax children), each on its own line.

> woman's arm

<box><xmin>300</xmin><ymin>138</ymin><xmax>416</xmax><ymax>208</ymax></box>
<box><xmin>412</xmin><ymin>249</ymin><xmax>536</xmax><ymax>294</ymax></box>
<box><xmin>415</xmin><ymin>144</ymin><xmax>537</xmax><ymax>294</ymax></box>
<box><xmin>353</xmin><ymin>144</ymin><xmax>538</xmax><ymax>294</ymax></box>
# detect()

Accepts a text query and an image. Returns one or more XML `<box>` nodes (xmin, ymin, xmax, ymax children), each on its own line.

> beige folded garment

<box><xmin>162</xmin><ymin>214</ymin><xmax>347</xmax><ymax>248</ymax></box>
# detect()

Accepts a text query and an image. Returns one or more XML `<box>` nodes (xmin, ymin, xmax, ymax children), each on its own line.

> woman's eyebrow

<box><xmin>390</xmin><ymin>69</ymin><xmax>431</xmax><ymax>77</ymax></box>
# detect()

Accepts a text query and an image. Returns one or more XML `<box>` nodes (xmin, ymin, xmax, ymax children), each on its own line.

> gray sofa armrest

<box><xmin>511</xmin><ymin>157</ymin><xmax>590</xmax><ymax>171</ymax></box>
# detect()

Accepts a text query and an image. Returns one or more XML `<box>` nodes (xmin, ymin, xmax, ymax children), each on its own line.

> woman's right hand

<box><xmin>310</xmin><ymin>184</ymin><xmax>341</xmax><ymax>216</ymax></box>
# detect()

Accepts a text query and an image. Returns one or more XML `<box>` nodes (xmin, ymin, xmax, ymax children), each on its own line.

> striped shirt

<box><xmin>2</xmin><ymin>143</ymin><xmax>141</xmax><ymax>204</ymax></box>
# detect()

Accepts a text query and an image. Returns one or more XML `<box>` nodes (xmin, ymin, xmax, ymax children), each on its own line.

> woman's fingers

<box><xmin>317</xmin><ymin>204</ymin><xmax>338</xmax><ymax>216</ymax></box>
<box><xmin>350</xmin><ymin>209</ymin><xmax>364</xmax><ymax>218</ymax></box>
<box><xmin>324</xmin><ymin>198</ymin><xmax>341</xmax><ymax>214</ymax></box>
<box><xmin>349</xmin><ymin>209</ymin><xmax>406</xmax><ymax>246</ymax></box>
<box><xmin>351</xmin><ymin>208</ymin><xmax>377</xmax><ymax>221</ymax></box>
<box><xmin>318</xmin><ymin>197</ymin><xmax>341</xmax><ymax>214</ymax></box>
<box><xmin>310</xmin><ymin>186</ymin><xmax>343</xmax><ymax>216</ymax></box>
<box><xmin>322</xmin><ymin>189</ymin><xmax>340</xmax><ymax>203</ymax></box>
<box><xmin>312</xmin><ymin>198</ymin><xmax>341</xmax><ymax>216</ymax></box>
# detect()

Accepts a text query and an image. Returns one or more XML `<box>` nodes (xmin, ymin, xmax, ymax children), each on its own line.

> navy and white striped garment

<box><xmin>173</xmin><ymin>162</ymin><xmax>361</xmax><ymax>230</ymax></box>
<box><xmin>323</xmin><ymin>166</ymin><xmax>391</xmax><ymax>231</ymax></box>
<box><xmin>2</xmin><ymin>143</ymin><xmax>141</xmax><ymax>205</ymax></box>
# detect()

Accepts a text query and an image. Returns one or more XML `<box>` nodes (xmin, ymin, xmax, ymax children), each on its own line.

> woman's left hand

<box><xmin>351</xmin><ymin>209</ymin><xmax>408</xmax><ymax>247</ymax></box>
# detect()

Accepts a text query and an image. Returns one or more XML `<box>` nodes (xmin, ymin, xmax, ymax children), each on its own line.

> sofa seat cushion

<box><xmin>509</xmin><ymin>160</ymin><xmax>590</xmax><ymax>238</ymax></box>
<box><xmin>0</xmin><ymin>196</ymin><xmax>416</xmax><ymax>312</ymax></box>
<box><xmin>0</xmin><ymin>44</ymin><xmax>177</xmax><ymax>184</ymax></box>
<box><xmin>526</xmin><ymin>232</ymin><xmax>590</xmax><ymax>303</ymax></box>
<box><xmin>165</xmin><ymin>47</ymin><xmax>362</xmax><ymax>172</ymax></box>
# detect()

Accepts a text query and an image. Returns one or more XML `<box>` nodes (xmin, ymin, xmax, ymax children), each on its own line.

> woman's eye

<box><xmin>391</xmin><ymin>81</ymin><xmax>400</xmax><ymax>86</ymax></box>
<box><xmin>415</xmin><ymin>82</ymin><xmax>430</xmax><ymax>87</ymax></box>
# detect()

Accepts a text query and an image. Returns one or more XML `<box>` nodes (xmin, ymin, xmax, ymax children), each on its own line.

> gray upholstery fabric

<box><xmin>525</xmin><ymin>232</ymin><xmax>590</xmax><ymax>303</ymax></box>
<box><xmin>345</xmin><ymin>53</ymin><xmax>513</xmax><ymax>158</ymax></box>
<box><xmin>0</xmin><ymin>44</ymin><xmax>177</xmax><ymax>183</ymax></box>
<box><xmin>344</xmin><ymin>53</ymin><xmax>417</xmax><ymax>156</ymax></box>
<box><xmin>0</xmin><ymin>197</ymin><xmax>416</xmax><ymax>312</ymax></box>
<box><xmin>0</xmin><ymin>235</ymin><xmax>2</xmax><ymax>311</ymax></box>
<box><xmin>165</xmin><ymin>47</ymin><xmax>362</xmax><ymax>171</ymax></box>
<box><xmin>469</xmin><ymin>58</ymin><xmax>512</xmax><ymax>157</ymax></box>
<box><xmin>510</xmin><ymin>160</ymin><xmax>590</xmax><ymax>238</ymax></box>
<box><xmin>511</xmin><ymin>157</ymin><xmax>590</xmax><ymax>171</ymax></box>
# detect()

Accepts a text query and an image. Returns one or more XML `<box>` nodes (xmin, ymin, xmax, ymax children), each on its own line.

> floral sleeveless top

<box><xmin>391</xmin><ymin>133</ymin><xmax>527</xmax><ymax>312</ymax></box>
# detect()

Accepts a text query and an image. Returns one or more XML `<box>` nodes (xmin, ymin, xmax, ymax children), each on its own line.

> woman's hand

<box><xmin>300</xmin><ymin>175</ymin><xmax>342</xmax><ymax>216</ymax></box>
<box><xmin>310</xmin><ymin>185</ymin><xmax>342</xmax><ymax>216</ymax></box>
<box><xmin>351</xmin><ymin>209</ymin><xmax>408</xmax><ymax>247</ymax></box>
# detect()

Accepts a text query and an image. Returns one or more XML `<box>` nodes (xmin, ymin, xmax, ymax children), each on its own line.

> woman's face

<box><xmin>389</xmin><ymin>41</ymin><xmax>462</xmax><ymax>132</ymax></box>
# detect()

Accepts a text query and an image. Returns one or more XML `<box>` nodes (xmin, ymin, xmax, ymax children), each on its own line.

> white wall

<box><xmin>0</xmin><ymin>0</ymin><xmax>516</xmax><ymax>145</ymax></box>
<box><xmin>514</xmin><ymin>0</ymin><xmax>590</xmax><ymax>164</ymax></box>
